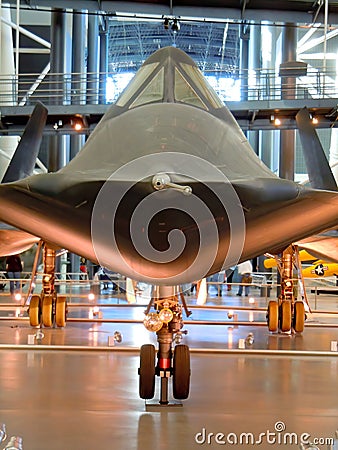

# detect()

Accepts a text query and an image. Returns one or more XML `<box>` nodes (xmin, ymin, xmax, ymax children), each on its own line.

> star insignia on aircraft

<box><xmin>313</xmin><ymin>264</ymin><xmax>328</xmax><ymax>276</ymax></box>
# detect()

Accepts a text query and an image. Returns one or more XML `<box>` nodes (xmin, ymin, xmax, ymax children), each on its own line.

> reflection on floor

<box><xmin>0</xmin><ymin>287</ymin><xmax>337</xmax><ymax>449</ymax></box>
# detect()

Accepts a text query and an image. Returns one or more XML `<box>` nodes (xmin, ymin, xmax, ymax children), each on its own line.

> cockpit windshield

<box><xmin>130</xmin><ymin>68</ymin><xmax>164</xmax><ymax>108</ymax></box>
<box><xmin>174</xmin><ymin>68</ymin><xmax>207</xmax><ymax>110</ymax></box>
<box><xmin>179</xmin><ymin>63</ymin><xmax>224</xmax><ymax>109</ymax></box>
<box><xmin>116</xmin><ymin>62</ymin><xmax>159</xmax><ymax>107</ymax></box>
<box><xmin>115</xmin><ymin>52</ymin><xmax>224</xmax><ymax>111</ymax></box>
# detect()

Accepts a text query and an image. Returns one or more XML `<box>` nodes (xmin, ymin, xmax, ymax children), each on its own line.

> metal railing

<box><xmin>0</xmin><ymin>271</ymin><xmax>337</xmax><ymax>313</ymax></box>
<box><xmin>0</xmin><ymin>65</ymin><xmax>338</xmax><ymax>107</ymax></box>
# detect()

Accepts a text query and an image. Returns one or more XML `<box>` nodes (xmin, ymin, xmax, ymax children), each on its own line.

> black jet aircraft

<box><xmin>0</xmin><ymin>48</ymin><xmax>338</xmax><ymax>403</ymax></box>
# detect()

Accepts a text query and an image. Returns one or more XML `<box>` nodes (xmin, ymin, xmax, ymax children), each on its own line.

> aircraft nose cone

<box><xmin>91</xmin><ymin>152</ymin><xmax>246</xmax><ymax>284</ymax></box>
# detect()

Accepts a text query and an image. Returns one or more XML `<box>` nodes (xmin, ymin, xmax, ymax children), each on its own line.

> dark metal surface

<box><xmin>0</xmin><ymin>47</ymin><xmax>338</xmax><ymax>284</ymax></box>
<box><xmin>2</xmin><ymin>102</ymin><xmax>48</xmax><ymax>183</ymax></box>
<box><xmin>296</xmin><ymin>106</ymin><xmax>338</xmax><ymax>191</ymax></box>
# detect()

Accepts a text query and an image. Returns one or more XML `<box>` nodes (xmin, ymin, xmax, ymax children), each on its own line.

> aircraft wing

<box><xmin>0</xmin><ymin>171</ymin><xmax>337</xmax><ymax>284</ymax></box>
<box><xmin>0</xmin><ymin>227</ymin><xmax>40</xmax><ymax>256</ymax></box>
<box><xmin>296</xmin><ymin>234</ymin><xmax>338</xmax><ymax>263</ymax></box>
<box><xmin>264</xmin><ymin>249</ymin><xmax>317</xmax><ymax>269</ymax></box>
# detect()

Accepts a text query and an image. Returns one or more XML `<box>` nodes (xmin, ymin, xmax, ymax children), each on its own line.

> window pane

<box><xmin>174</xmin><ymin>69</ymin><xmax>207</xmax><ymax>110</ymax></box>
<box><xmin>130</xmin><ymin>68</ymin><xmax>164</xmax><ymax>108</ymax></box>
<box><xmin>116</xmin><ymin>63</ymin><xmax>159</xmax><ymax>107</ymax></box>
<box><xmin>180</xmin><ymin>63</ymin><xmax>224</xmax><ymax>109</ymax></box>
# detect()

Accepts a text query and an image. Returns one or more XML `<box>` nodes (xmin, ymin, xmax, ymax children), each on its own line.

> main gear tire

<box><xmin>280</xmin><ymin>301</ymin><xmax>292</xmax><ymax>332</ymax></box>
<box><xmin>42</xmin><ymin>295</ymin><xmax>53</xmax><ymax>328</ymax></box>
<box><xmin>267</xmin><ymin>301</ymin><xmax>279</xmax><ymax>332</ymax></box>
<box><xmin>293</xmin><ymin>301</ymin><xmax>305</xmax><ymax>333</ymax></box>
<box><xmin>29</xmin><ymin>295</ymin><xmax>41</xmax><ymax>327</ymax></box>
<box><xmin>139</xmin><ymin>344</ymin><xmax>156</xmax><ymax>399</ymax></box>
<box><xmin>172</xmin><ymin>344</ymin><xmax>191</xmax><ymax>400</ymax></box>
<box><xmin>55</xmin><ymin>296</ymin><xmax>67</xmax><ymax>327</ymax></box>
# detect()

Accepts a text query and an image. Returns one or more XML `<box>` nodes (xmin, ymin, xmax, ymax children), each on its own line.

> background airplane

<box><xmin>264</xmin><ymin>250</ymin><xmax>338</xmax><ymax>278</ymax></box>
<box><xmin>303</xmin><ymin>261</ymin><xmax>338</xmax><ymax>278</ymax></box>
<box><xmin>0</xmin><ymin>48</ymin><xmax>338</xmax><ymax>402</ymax></box>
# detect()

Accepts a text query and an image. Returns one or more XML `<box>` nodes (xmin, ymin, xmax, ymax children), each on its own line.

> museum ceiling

<box><xmin>14</xmin><ymin>0</ymin><xmax>338</xmax><ymax>23</ymax></box>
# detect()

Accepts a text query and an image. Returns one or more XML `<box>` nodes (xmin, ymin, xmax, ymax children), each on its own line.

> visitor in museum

<box><xmin>236</xmin><ymin>260</ymin><xmax>253</xmax><ymax>297</ymax></box>
<box><xmin>6</xmin><ymin>253</ymin><xmax>23</xmax><ymax>295</ymax></box>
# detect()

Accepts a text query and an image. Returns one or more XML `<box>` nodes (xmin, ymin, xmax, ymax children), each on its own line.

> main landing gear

<box><xmin>28</xmin><ymin>243</ymin><xmax>67</xmax><ymax>328</ymax></box>
<box><xmin>139</xmin><ymin>286</ymin><xmax>191</xmax><ymax>405</ymax></box>
<box><xmin>267</xmin><ymin>246</ymin><xmax>306</xmax><ymax>334</ymax></box>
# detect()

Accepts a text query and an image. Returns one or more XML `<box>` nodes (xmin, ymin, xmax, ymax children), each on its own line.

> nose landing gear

<box><xmin>139</xmin><ymin>286</ymin><xmax>191</xmax><ymax>405</ymax></box>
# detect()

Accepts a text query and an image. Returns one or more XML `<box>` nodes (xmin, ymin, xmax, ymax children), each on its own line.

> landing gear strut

<box><xmin>267</xmin><ymin>246</ymin><xmax>306</xmax><ymax>333</ymax></box>
<box><xmin>28</xmin><ymin>243</ymin><xmax>67</xmax><ymax>328</ymax></box>
<box><xmin>139</xmin><ymin>286</ymin><xmax>191</xmax><ymax>405</ymax></box>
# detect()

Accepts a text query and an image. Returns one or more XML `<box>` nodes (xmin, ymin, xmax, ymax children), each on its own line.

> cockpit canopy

<box><xmin>115</xmin><ymin>47</ymin><xmax>224</xmax><ymax>111</ymax></box>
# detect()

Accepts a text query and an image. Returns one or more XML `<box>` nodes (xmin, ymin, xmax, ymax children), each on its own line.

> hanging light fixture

<box><xmin>163</xmin><ymin>17</ymin><xmax>170</xmax><ymax>30</ymax></box>
<box><xmin>171</xmin><ymin>18</ymin><xmax>180</xmax><ymax>32</ymax></box>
